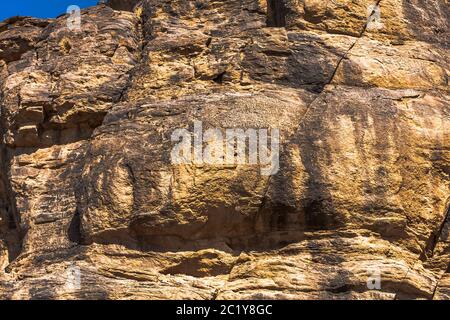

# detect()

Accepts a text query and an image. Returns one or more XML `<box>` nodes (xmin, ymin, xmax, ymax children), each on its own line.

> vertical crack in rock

<box><xmin>0</xmin><ymin>105</ymin><xmax>22</xmax><ymax>264</ymax></box>
<box><xmin>328</xmin><ymin>0</ymin><xmax>383</xmax><ymax>84</ymax></box>
<box><xmin>117</xmin><ymin>4</ymin><xmax>146</xmax><ymax>103</ymax></box>
<box><xmin>0</xmin><ymin>17</ymin><xmax>53</xmax><ymax>268</ymax></box>
<box><xmin>395</xmin><ymin>203</ymin><xmax>450</xmax><ymax>300</ymax></box>
<box><xmin>431</xmin><ymin>269</ymin><xmax>448</xmax><ymax>301</ymax></box>
<box><xmin>421</xmin><ymin>204</ymin><xmax>450</xmax><ymax>261</ymax></box>
<box><xmin>72</xmin><ymin>5</ymin><xmax>146</xmax><ymax>247</ymax></box>
<box><xmin>266</xmin><ymin>0</ymin><xmax>287</xmax><ymax>27</ymax></box>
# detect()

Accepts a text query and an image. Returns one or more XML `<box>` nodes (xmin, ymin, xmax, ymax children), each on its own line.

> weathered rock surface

<box><xmin>0</xmin><ymin>0</ymin><xmax>448</xmax><ymax>300</ymax></box>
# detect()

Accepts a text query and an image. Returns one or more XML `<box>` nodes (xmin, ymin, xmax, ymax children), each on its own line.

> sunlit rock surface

<box><xmin>0</xmin><ymin>0</ymin><xmax>448</xmax><ymax>300</ymax></box>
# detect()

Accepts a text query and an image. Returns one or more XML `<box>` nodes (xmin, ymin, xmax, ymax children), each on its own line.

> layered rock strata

<box><xmin>0</xmin><ymin>0</ymin><xmax>448</xmax><ymax>299</ymax></box>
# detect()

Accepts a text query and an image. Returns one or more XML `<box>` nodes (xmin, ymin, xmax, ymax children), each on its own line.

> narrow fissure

<box><xmin>68</xmin><ymin>209</ymin><xmax>82</xmax><ymax>244</ymax></box>
<box><xmin>421</xmin><ymin>204</ymin><xmax>450</xmax><ymax>261</ymax></box>
<box><xmin>327</xmin><ymin>0</ymin><xmax>383</xmax><ymax>85</ymax></box>
<box><xmin>0</xmin><ymin>107</ymin><xmax>23</xmax><ymax>263</ymax></box>
<box><xmin>266</xmin><ymin>0</ymin><xmax>287</xmax><ymax>27</ymax></box>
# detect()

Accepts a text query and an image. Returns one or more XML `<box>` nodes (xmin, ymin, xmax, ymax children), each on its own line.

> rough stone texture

<box><xmin>0</xmin><ymin>0</ymin><xmax>448</xmax><ymax>300</ymax></box>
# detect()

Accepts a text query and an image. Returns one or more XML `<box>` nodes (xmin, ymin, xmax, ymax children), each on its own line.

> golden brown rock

<box><xmin>0</xmin><ymin>0</ymin><xmax>448</xmax><ymax>300</ymax></box>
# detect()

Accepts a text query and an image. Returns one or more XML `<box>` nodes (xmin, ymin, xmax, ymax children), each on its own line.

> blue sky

<box><xmin>0</xmin><ymin>1</ymin><xmax>99</xmax><ymax>22</ymax></box>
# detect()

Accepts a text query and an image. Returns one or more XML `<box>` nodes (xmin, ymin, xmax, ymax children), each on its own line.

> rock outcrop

<box><xmin>0</xmin><ymin>0</ymin><xmax>448</xmax><ymax>299</ymax></box>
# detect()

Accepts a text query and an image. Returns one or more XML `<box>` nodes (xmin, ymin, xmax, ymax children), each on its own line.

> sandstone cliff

<box><xmin>0</xmin><ymin>0</ymin><xmax>448</xmax><ymax>299</ymax></box>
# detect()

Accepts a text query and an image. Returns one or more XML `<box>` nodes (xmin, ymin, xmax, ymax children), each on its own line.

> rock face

<box><xmin>0</xmin><ymin>0</ymin><xmax>448</xmax><ymax>300</ymax></box>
